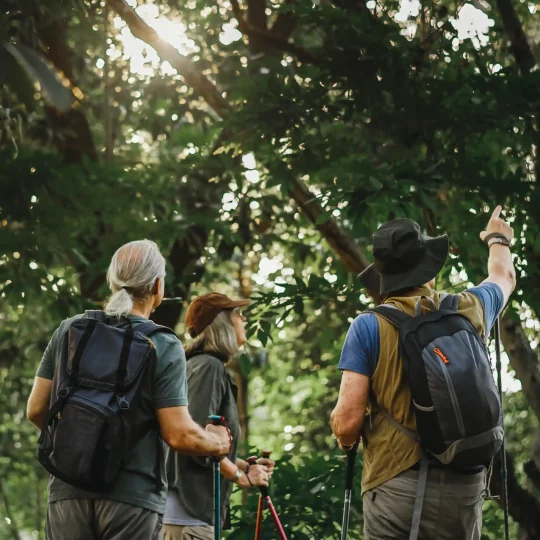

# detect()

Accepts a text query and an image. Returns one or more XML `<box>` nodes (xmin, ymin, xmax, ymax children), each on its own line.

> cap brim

<box><xmin>380</xmin><ymin>235</ymin><xmax>449</xmax><ymax>294</ymax></box>
<box><xmin>227</xmin><ymin>298</ymin><xmax>251</xmax><ymax>308</ymax></box>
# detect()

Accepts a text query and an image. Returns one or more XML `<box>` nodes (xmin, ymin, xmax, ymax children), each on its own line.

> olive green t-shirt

<box><xmin>36</xmin><ymin>314</ymin><xmax>188</xmax><ymax>514</ymax></box>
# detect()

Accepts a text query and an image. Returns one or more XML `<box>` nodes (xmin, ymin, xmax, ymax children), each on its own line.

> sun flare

<box><xmin>105</xmin><ymin>4</ymin><xmax>241</xmax><ymax>77</ymax></box>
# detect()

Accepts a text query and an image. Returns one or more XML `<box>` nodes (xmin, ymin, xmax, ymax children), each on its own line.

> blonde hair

<box><xmin>104</xmin><ymin>240</ymin><xmax>166</xmax><ymax>318</ymax></box>
<box><xmin>184</xmin><ymin>309</ymin><xmax>240</xmax><ymax>362</ymax></box>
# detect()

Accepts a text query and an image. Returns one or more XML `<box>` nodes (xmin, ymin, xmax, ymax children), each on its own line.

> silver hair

<box><xmin>184</xmin><ymin>309</ymin><xmax>240</xmax><ymax>362</ymax></box>
<box><xmin>104</xmin><ymin>239</ymin><xmax>166</xmax><ymax>318</ymax></box>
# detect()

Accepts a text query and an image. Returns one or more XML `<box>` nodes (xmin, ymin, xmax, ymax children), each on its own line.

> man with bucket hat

<box><xmin>331</xmin><ymin>207</ymin><xmax>516</xmax><ymax>539</ymax></box>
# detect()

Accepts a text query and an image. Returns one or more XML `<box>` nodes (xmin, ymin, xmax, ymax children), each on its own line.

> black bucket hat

<box><xmin>358</xmin><ymin>219</ymin><xmax>448</xmax><ymax>295</ymax></box>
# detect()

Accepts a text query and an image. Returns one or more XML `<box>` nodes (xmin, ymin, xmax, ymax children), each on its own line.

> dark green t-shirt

<box><xmin>36</xmin><ymin>314</ymin><xmax>188</xmax><ymax>514</ymax></box>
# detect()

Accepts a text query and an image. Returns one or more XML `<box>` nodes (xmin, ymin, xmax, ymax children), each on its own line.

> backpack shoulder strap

<box><xmin>136</xmin><ymin>321</ymin><xmax>177</xmax><ymax>339</ymax></box>
<box><xmin>365</xmin><ymin>305</ymin><xmax>413</xmax><ymax>329</ymax></box>
<box><xmin>85</xmin><ymin>310</ymin><xmax>109</xmax><ymax>323</ymax></box>
<box><xmin>440</xmin><ymin>293</ymin><xmax>459</xmax><ymax>312</ymax></box>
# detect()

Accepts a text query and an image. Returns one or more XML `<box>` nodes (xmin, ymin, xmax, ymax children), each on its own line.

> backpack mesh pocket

<box><xmin>49</xmin><ymin>401</ymin><xmax>109</xmax><ymax>486</ymax></box>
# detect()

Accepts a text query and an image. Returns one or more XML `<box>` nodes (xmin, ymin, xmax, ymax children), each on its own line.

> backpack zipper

<box><xmin>438</xmin><ymin>354</ymin><xmax>466</xmax><ymax>438</ymax></box>
<box><xmin>433</xmin><ymin>347</ymin><xmax>448</xmax><ymax>364</ymax></box>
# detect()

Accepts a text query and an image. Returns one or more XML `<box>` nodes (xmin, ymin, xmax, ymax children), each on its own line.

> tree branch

<box><xmin>331</xmin><ymin>0</ymin><xmax>366</xmax><ymax>11</ymax></box>
<box><xmin>111</xmin><ymin>1</ymin><xmax>346</xmax><ymax>279</ymax></box>
<box><xmin>288</xmin><ymin>179</ymin><xmax>371</xmax><ymax>273</ymax></box>
<box><xmin>230</xmin><ymin>0</ymin><xmax>323</xmax><ymax>63</ymax></box>
<box><xmin>36</xmin><ymin>12</ymin><xmax>98</xmax><ymax>162</ymax></box>
<box><xmin>494</xmin><ymin>0</ymin><xmax>536</xmax><ymax>74</ymax></box>
<box><xmin>524</xmin><ymin>458</ymin><xmax>540</xmax><ymax>493</ymax></box>
<box><xmin>270</xmin><ymin>0</ymin><xmax>298</xmax><ymax>40</ymax></box>
<box><xmin>248</xmin><ymin>0</ymin><xmax>267</xmax><ymax>30</ymax></box>
<box><xmin>490</xmin><ymin>450</ymin><xmax>540</xmax><ymax>539</ymax></box>
<box><xmin>500</xmin><ymin>317</ymin><xmax>540</xmax><ymax>421</ymax></box>
<box><xmin>106</xmin><ymin>0</ymin><xmax>229</xmax><ymax>116</ymax></box>
<box><xmin>471</xmin><ymin>0</ymin><xmax>491</xmax><ymax>15</ymax></box>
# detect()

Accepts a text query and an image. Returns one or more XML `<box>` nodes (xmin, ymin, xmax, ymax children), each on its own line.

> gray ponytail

<box><xmin>104</xmin><ymin>239</ymin><xmax>166</xmax><ymax>318</ymax></box>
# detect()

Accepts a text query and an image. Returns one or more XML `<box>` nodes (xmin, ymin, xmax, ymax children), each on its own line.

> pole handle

<box><xmin>208</xmin><ymin>415</ymin><xmax>226</xmax><ymax>426</ymax></box>
<box><xmin>345</xmin><ymin>443</ymin><xmax>359</xmax><ymax>491</ymax></box>
<box><xmin>246</xmin><ymin>456</ymin><xmax>271</xmax><ymax>497</ymax></box>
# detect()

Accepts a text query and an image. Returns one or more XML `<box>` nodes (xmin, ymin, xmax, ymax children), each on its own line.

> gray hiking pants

<box><xmin>45</xmin><ymin>499</ymin><xmax>163</xmax><ymax>540</ymax></box>
<box><xmin>363</xmin><ymin>467</ymin><xmax>485</xmax><ymax>540</ymax></box>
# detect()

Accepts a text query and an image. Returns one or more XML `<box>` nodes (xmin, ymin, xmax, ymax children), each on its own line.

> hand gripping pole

<box><xmin>247</xmin><ymin>452</ymin><xmax>288</xmax><ymax>540</ymax></box>
<box><xmin>208</xmin><ymin>415</ymin><xmax>226</xmax><ymax>540</ymax></box>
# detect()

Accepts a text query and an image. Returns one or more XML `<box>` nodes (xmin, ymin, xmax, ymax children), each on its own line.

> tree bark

<box><xmin>494</xmin><ymin>0</ymin><xmax>536</xmax><ymax>74</ymax></box>
<box><xmin>248</xmin><ymin>0</ymin><xmax>267</xmax><ymax>30</ymax></box>
<box><xmin>500</xmin><ymin>317</ymin><xmax>540</xmax><ymax>421</ymax></box>
<box><xmin>270</xmin><ymin>0</ymin><xmax>297</xmax><ymax>39</ymax></box>
<box><xmin>288</xmin><ymin>178</ymin><xmax>371</xmax><ymax>273</ymax></box>
<box><xmin>37</xmin><ymin>13</ymin><xmax>98</xmax><ymax>163</ymax></box>
<box><xmin>490</xmin><ymin>450</ymin><xmax>540</xmax><ymax>539</ymax></box>
<box><xmin>231</xmin><ymin>0</ymin><xmax>321</xmax><ymax>62</ymax></box>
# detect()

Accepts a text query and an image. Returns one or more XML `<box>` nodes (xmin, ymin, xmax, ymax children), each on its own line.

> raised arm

<box><xmin>480</xmin><ymin>205</ymin><xmax>516</xmax><ymax>306</ymax></box>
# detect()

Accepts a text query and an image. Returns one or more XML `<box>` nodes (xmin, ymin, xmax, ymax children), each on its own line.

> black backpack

<box><xmin>367</xmin><ymin>294</ymin><xmax>503</xmax><ymax>469</ymax></box>
<box><xmin>38</xmin><ymin>310</ymin><xmax>176</xmax><ymax>492</ymax></box>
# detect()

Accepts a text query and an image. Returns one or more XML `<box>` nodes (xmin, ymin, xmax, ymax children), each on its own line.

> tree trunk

<box><xmin>500</xmin><ymin>317</ymin><xmax>540</xmax><ymax>421</ymax></box>
<box><xmin>0</xmin><ymin>477</ymin><xmax>22</xmax><ymax>540</ymax></box>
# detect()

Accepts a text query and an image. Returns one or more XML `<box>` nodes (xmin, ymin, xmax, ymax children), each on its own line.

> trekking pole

<box><xmin>494</xmin><ymin>319</ymin><xmax>510</xmax><ymax>540</ymax></box>
<box><xmin>247</xmin><ymin>453</ymin><xmax>288</xmax><ymax>540</ymax></box>
<box><xmin>341</xmin><ymin>442</ymin><xmax>359</xmax><ymax>540</ymax></box>
<box><xmin>209</xmin><ymin>415</ymin><xmax>226</xmax><ymax>540</ymax></box>
<box><xmin>251</xmin><ymin>452</ymin><xmax>268</xmax><ymax>540</ymax></box>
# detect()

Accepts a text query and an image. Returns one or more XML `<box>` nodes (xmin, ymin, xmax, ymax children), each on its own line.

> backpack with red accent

<box><xmin>367</xmin><ymin>294</ymin><xmax>503</xmax><ymax>469</ymax></box>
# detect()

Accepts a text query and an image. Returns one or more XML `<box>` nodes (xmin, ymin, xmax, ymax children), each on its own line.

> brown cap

<box><xmin>185</xmin><ymin>293</ymin><xmax>250</xmax><ymax>338</ymax></box>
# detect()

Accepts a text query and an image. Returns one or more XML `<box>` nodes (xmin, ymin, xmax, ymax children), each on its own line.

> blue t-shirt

<box><xmin>338</xmin><ymin>283</ymin><xmax>504</xmax><ymax>377</ymax></box>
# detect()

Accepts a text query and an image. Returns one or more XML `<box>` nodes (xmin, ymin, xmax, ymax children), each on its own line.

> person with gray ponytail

<box><xmin>27</xmin><ymin>240</ymin><xmax>232</xmax><ymax>540</ymax></box>
<box><xmin>105</xmin><ymin>239</ymin><xmax>166</xmax><ymax>318</ymax></box>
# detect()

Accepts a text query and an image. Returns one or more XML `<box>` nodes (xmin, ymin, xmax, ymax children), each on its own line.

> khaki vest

<box><xmin>361</xmin><ymin>287</ymin><xmax>486</xmax><ymax>494</ymax></box>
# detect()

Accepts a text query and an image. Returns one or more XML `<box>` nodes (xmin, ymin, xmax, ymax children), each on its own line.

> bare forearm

<box><xmin>171</xmin><ymin>422</ymin><xmax>223</xmax><ymax>456</ymax></box>
<box><xmin>486</xmin><ymin>244</ymin><xmax>516</xmax><ymax>303</ymax></box>
<box><xmin>28</xmin><ymin>412</ymin><xmax>47</xmax><ymax>431</ymax></box>
<box><xmin>480</xmin><ymin>205</ymin><xmax>516</xmax><ymax>304</ymax></box>
<box><xmin>235</xmin><ymin>457</ymin><xmax>248</xmax><ymax>471</ymax></box>
<box><xmin>220</xmin><ymin>458</ymin><xmax>238</xmax><ymax>480</ymax></box>
<box><xmin>331</xmin><ymin>407</ymin><xmax>363</xmax><ymax>447</ymax></box>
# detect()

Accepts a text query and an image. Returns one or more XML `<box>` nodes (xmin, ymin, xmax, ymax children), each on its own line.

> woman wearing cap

<box><xmin>164</xmin><ymin>293</ymin><xmax>274</xmax><ymax>540</ymax></box>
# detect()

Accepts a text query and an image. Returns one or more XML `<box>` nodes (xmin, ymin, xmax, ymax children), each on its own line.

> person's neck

<box><xmin>383</xmin><ymin>284</ymin><xmax>433</xmax><ymax>302</ymax></box>
<box><xmin>130</xmin><ymin>302</ymin><xmax>154</xmax><ymax>319</ymax></box>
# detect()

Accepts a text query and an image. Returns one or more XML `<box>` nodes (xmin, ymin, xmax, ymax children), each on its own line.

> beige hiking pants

<box><xmin>163</xmin><ymin>524</ymin><xmax>214</xmax><ymax>540</ymax></box>
<box><xmin>363</xmin><ymin>467</ymin><xmax>485</xmax><ymax>540</ymax></box>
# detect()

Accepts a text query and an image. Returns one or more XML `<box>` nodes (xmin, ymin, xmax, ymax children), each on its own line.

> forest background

<box><xmin>1</xmin><ymin>0</ymin><xmax>540</xmax><ymax>538</ymax></box>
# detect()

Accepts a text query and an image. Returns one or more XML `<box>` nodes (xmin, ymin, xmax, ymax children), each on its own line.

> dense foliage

<box><xmin>1</xmin><ymin>0</ymin><xmax>540</xmax><ymax>538</ymax></box>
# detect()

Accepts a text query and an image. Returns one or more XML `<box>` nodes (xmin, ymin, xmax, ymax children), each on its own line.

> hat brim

<box><xmin>358</xmin><ymin>264</ymin><xmax>381</xmax><ymax>293</ymax></box>
<box><xmin>379</xmin><ymin>235</ymin><xmax>449</xmax><ymax>294</ymax></box>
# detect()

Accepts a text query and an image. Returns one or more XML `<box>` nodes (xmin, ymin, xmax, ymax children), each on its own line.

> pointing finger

<box><xmin>491</xmin><ymin>205</ymin><xmax>502</xmax><ymax>221</ymax></box>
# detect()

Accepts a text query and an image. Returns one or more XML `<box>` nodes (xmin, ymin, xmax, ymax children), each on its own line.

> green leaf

<box><xmin>238</xmin><ymin>353</ymin><xmax>251</xmax><ymax>377</ymax></box>
<box><xmin>369</xmin><ymin>177</ymin><xmax>383</xmax><ymax>190</ymax></box>
<box><xmin>4</xmin><ymin>43</ymin><xmax>73</xmax><ymax>111</ymax></box>
<box><xmin>315</xmin><ymin>211</ymin><xmax>331</xmax><ymax>225</ymax></box>
<box><xmin>257</xmin><ymin>328</ymin><xmax>268</xmax><ymax>348</ymax></box>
